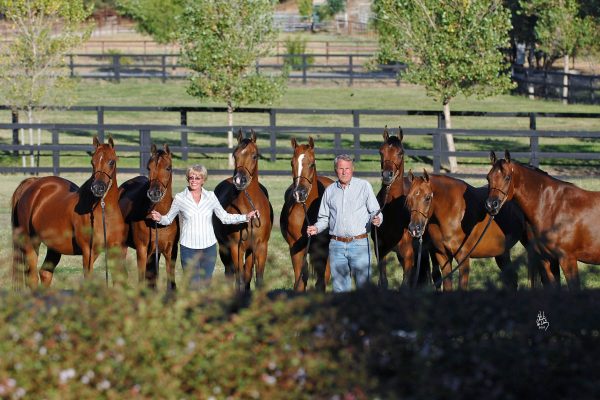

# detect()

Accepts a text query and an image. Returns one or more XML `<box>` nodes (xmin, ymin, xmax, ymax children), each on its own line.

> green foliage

<box><xmin>0</xmin><ymin>0</ymin><xmax>94</xmax><ymax>112</ymax></box>
<box><xmin>0</xmin><ymin>285</ymin><xmax>598</xmax><ymax>398</ymax></box>
<box><xmin>316</xmin><ymin>0</ymin><xmax>346</xmax><ymax>21</ymax></box>
<box><xmin>116</xmin><ymin>0</ymin><xmax>184</xmax><ymax>44</ymax></box>
<box><xmin>283</xmin><ymin>36</ymin><xmax>315</xmax><ymax>70</ymax></box>
<box><xmin>105</xmin><ymin>49</ymin><xmax>134</xmax><ymax>66</ymax></box>
<box><xmin>177</xmin><ymin>0</ymin><xmax>287</xmax><ymax>110</ymax></box>
<box><xmin>298</xmin><ymin>0</ymin><xmax>313</xmax><ymax>18</ymax></box>
<box><xmin>519</xmin><ymin>0</ymin><xmax>595</xmax><ymax>64</ymax></box>
<box><xmin>374</xmin><ymin>0</ymin><xmax>515</xmax><ymax>106</ymax></box>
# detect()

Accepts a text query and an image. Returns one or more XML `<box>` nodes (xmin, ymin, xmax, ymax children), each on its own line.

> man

<box><xmin>307</xmin><ymin>154</ymin><xmax>382</xmax><ymax>292</ymax></box>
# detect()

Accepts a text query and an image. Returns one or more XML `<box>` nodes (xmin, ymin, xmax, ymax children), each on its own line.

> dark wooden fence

<box><xmin>2</xmin><ymin>106</ymin><xmax>600</xmax><ymax>179</ymax></box>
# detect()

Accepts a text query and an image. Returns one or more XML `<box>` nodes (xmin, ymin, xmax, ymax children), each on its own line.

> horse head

<box><xmin>379</xmin><ymin>126</ymin><xmax>404</xmax><ymax>186</ymax></box>
<box><xmin>406</xmin><ymin>169</ymin><xmax>433</xmax><ymax>238</ymax></box>
<box><xmin>91</xmin><ymin>135</ymin><xmax>118</xmax><ymax>198</ymax></box>
<box><xmin>290</xmin><ymin>136</ymin><xmax>316</xmax><ymax>203</ymax></box>
<box><xmin>485</xmin><ymin>150</ymin><xmax>515</xmax><ymax>216</ymax></box>
<box><xmin>232</xmin><ymin>129</ymin><xmax>259</xmax><ymax>191</ymax></box>
<box><xmin>147</xmin><ymin>143</ymin><xmax>172</xmax><ymax>203</ymax></box>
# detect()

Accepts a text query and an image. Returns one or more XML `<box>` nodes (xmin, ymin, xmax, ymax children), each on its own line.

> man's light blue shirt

<box><xmin>314</xmin><ymin>177</ymin><xmax>382</xmax><ymax>237</ymax></box>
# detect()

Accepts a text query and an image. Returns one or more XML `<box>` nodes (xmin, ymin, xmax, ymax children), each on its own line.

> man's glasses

<box><xmin>188</xmin><ymin>176</ymin><xmax>203</xmax><ymax>181</ymax></box>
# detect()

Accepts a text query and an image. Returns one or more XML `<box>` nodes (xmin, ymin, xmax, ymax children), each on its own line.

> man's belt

<box><xmin>330</xmin><ymin>233</ymin><xmax>368</xmax><ymax>243</ymax></box>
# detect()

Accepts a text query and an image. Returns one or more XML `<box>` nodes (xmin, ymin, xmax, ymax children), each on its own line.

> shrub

<box><xmin>283</xmin><ymin>37</ymin><xmax>314</xmax><ymax>71</ymax></box>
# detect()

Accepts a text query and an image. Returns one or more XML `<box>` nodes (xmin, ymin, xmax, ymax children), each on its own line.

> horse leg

<box><xmin>253</xmin><ymin>242</ymin><xmax>269</xmax><ymax>290</ymax></box>
<box><xmin>430</xmin><ymin>250</ymin><xmax>442</xmax><ymax>291</ymax></box>
<box><xmin>40</xmin><ymin>249</ymin><xmax>61</xmax><ymax>287</ymax></box>
<box><xmin>165</xmin><ymin>245</ymin><xmax>177</xmax><ymax>291</ymax></box>
<box><xmin>458</xmin><ymin>258</ymin><xmax>470</xmax><ymax>290</ymax></box>
<box><xmin>135</xmin><ymin>244</ymin><xmax>149</xmax><ymax>285</ymax></box>
<box><xmin>559</xmin><ymin>256</ymin><xmax>580</xmax><ymax>290</ymax></box>
<box><xmin>11</xmin><ymin>227</ymin><xmax>29</xmax><ymax>291</ymax></box>
<box><xmin>435</xmin><ymin>252</ymin><xmax>453</xmax><ymax>291</ymax></box>
<box><xmin>495</xmin><ymin>252</ymin><xmax>517</xmax><ymax>290</ymax></box>
<box><xmin>290</xmin><ymin>246</ymin><xmax>308</xmax><ymax>292</ymax></box>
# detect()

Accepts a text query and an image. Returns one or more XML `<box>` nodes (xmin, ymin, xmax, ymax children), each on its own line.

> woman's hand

<box><xmin>246</xmin><ymin>210</ymin><xmax>260</xmax><ymax>220</ymax></box>
<box><xmin>150</xmin><ymin>210</ymin><xmax>162</xmax><ymax>222</ymax></box>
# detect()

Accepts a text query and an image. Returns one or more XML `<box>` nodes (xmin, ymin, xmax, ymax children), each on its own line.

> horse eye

<box><xmin>425</xmin><ymin>195</ymin><xmax>432</xmax><ymax>202</ymax></box>
<box><xmin>504</xmin><ymin>175</ymin><xmax>511</xmax><ymax>182</ymax></box>
<box><xmin>166</xmin><ymin>166</ymin><xmax>172</xmax><ymax>172</ymax></box>
<box><xmin>253</xmin><ymin>154</ymin><xmax>259</xmax><ymax>160</ymax></box>
<box><xmin>309</xmin><ymin>163</ymin><xmax>315</xmax><ymax>168</ymax></box>
<box><xmin>108</xmin><ymin>160</ymin><xmax>115</xmax><ymax>167</ymax></box>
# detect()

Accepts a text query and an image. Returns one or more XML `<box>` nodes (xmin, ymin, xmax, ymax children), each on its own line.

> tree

<box><xmin>373</xmin><ymin>0</ymin><xmax>514</xmax><ymax>172</ymax></box>
<box><xmin>177</xmin><ymin>0</ymin><xmax>287</xmax><ymax>167</ymax></box>
<box><xmin>519</xmin><ymin>0</ymin><xmax>594</xmax><ymax>103</ymax></box>
<box><xmin>116</xmin><ymin>0</ymin><xmax>184</xmax><ymax>44</ymax></box>
<box><xmin>0</xmin><ymin>0</ymin><xmax>93</xmax><ymax>168</ymax></box>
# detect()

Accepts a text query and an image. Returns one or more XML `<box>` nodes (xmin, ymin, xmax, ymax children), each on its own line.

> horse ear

<box><xmin>423</xmin><ymin>169</ymin><xmax>429</xmax><ymax>182</ymax></box>
<box><xmin>383</xmin><ymin>126</ymin><xmax>389</xmax><ymax>141</ymax></box>
<box><xmin>163</xmin><ymin>143</ymin><xmax>170</xmax><ymax>154</ymax></box>
<box><xmin>237</xmin><ymin>129</ymin><xmax>244</xmax><ymax>143</ymax></box>
<box><xmin>504</xmin><ymin>150</ymin><xmax>511</xmax><ymax>163</ymax></box>
<box><xmin>398</xmin><ymin>126</ymin><xmax>404</xmax><ymax>142</ymax></box>
<box><xmin>308</xmin><ymin>136</ymin><xmax>314</xmax><ymax>149</ymax></box>
<box><xmin>151</xmin><ymin>143</ymin><xmax>157</xmax><ymax>154</ymax></box>
<box><xmin>250</xmin><ymin>129</ymin><xmax>257</xmax><ymax>142</ymax></box>
<box><xmin>93</xmin><ymin>135</ymin><xmax>100</xmax><ymax>148</ymax></box>
<box><xmin>408</xmin><ymin>169</ymin><xmax>414</xmax><ymax>182</ymax></box>
<box><xmin>490</xmin><ymin>151</ymin><xmax>497</xmax><ymax>164</ymax></box>
<box><xmin>108</xmin><ymin>135</ymin><xmax>114</xmax><ymax>148</ymax></box>
<box><xmin>291</xmin><ymin>137</ymin><xmax>297</xmax><ymax>148</ymax></box>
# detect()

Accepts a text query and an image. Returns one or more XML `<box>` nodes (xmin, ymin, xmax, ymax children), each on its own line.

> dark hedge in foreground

<box><xmin>0</xmin><ymin>285</ymin><xmax>598</xmax><ymax>399</ymax></box>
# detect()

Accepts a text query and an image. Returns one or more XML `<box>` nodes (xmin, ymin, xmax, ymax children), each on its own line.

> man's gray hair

<box><xmin>334</xmin><ymin>154</ymin><xmax>354</xmax><ymax>169</ymax></box>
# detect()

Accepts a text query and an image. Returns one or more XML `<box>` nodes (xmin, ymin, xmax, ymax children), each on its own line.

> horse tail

<box><xmin>10</xmin><ymin>177</ymin><xmax>38</xmax><ymax>291</ymax></box>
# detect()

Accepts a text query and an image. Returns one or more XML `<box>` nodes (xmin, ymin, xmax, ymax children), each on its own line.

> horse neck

<box><xmin>381</xmin><ymin>174</ymin><xmax>405</xmax><ymax>204</ymax></box>
<box><xmin>429</xmin><ymin>175</ymin><xmax>461</xmax><ymax>222</ymax></box>
<box><xmin>510</xmin><ymin>164</ymin><xmax>548</xmax><ymax>221</ymax></box>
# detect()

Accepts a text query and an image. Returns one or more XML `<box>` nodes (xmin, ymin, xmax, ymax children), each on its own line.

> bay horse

<box><xmin>213</xmin><ymin>129</ymin><xmax>274</xmax><ymax>291</ymax></box>
<box><xmin>280</xmin><ymin>136</ymin><xmax>332</xmax><ymax>291</ymax></box>
<box><xmin>485</xmin><ymin>150</ymin><xmax>599</xmax><ymax>290</ymax></box>
<box><xmin>119</xmin><ymin>143</ymin><xmax>179</xmax><ymax>290</ymax></box>
<box><xmin>372</xmin><ymin>127</ymin><xmax>436</xmax><ymax>288</ymax></box>
<box><xmin>406</xmin><ymin>169</ymin><xmax>528</xmax><ymax>290</ymax></box>
<box><xmin>11</xmin><ymin>136</ymin><xmax>126</xmax><ymax>289</ymax></box>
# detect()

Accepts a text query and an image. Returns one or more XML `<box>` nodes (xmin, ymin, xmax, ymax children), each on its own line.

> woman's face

<box><xmin>187</xmin><ymin>173</ymin><xmax>205</xmax><ymax>190</ymax></box>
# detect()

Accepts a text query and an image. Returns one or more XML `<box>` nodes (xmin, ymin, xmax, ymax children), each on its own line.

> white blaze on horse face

<box><xmin>295</xmin><ymin>154</ymin><xmax>305</xmax><ymax>186</ymax></box>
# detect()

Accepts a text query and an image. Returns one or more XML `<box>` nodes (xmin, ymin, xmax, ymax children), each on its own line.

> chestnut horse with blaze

<box><xmin>485</xmin><ymin>150</ymin><xmax>600</xmax><ymax>290</ymax></box>
<box><xmin>406</xmin><ymin>170</ymin><xmax>528</xmax><ymax>290</ymax></box>
<box><xmin>11</xmin><ymin>136</ymin><xmax>126</xmax><ymax>288</ymax></box>
<box><xmin>373</xmin><ymin>127</ymin><xmax>436</xmax><ymax>288</ymax></box>
<box><xmin>119</xmin><ymin>144</ymin><xmax>180</xmax><ymax>290</ymax></box>
<box><xmin>280</xmin><ymin>137</ymin><xmax>332</xmax><ymax>291</ymax></box>
<box><xmin>213</xmin><ymin>130</ymin><xmax>274</xmax><ymax>291</ymax></box>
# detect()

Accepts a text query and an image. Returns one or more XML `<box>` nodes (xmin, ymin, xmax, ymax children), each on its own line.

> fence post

<box><xmin>12</xmin><ymin>110</ymin><xmax>18</xmax><ymax>156</ymax></box>
<box><xmin>352</xmin><ymin>110</ymin><xmax>360</xmax><ymax>162</ymax></box>
<box><xmin>180</xmin><ymin>110</ymin><xmax>188</xmax><ymax>161</ymax></box>
<box><xmin>139</xmin><ymin>129</ymin><xmax>151</xmax><ymax>175</ymax></box>
<box><xmin>69</xmin><ymin>55</ymin><xmax>75</xmax><ymax>77</ymax></box>
<box><xmin>302</xmin><ymin>54</ymin><xmax>307</xmax><ymax>85</ymax></box>
<box><xmin>113</xmin><ymin>54</ymin><xmax>121</xmax><ymax>82</ymax></box>
<box><xmin>161</xmin><ymin>55</ymin><xmax>167</xmax><ymax>83</ymax></box>
<box><xmin>97</xmin><ymin>106</ymin><xmax>105</xmax><ymax>142</ymax></box>
<box><xmin>349</xmin><ymin>55</ymin><xmax>354</xmax><ymax>86</ymax></box>
<box><xmin>434</xmin><ymin>113</ymin><xmax>444</xmax><ymax>173</ymax></box>
<box><xmin>52</xmin><ymin>129</ymin><xmax>59</xmax><ymax>176</ymax></box>
<box><xmin>529</xmin><ymin>112</ymin><xmax>539</xmax><ymax>167</ymax></box>
<box><xmin>269</xmin><ymin>109</ymin><xmax>277</xmax><ymax>162</ymax></box>
<box><xmin>334</xmin><ymin>131</ymin><xmax>341</xmax><ymax>155</ymax></box>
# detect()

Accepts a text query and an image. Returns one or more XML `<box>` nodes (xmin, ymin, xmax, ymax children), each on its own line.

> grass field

<box><xmin>1</xmin><ymin>82</ymin><xmax>599</xmax><ymax>290</ymax></box>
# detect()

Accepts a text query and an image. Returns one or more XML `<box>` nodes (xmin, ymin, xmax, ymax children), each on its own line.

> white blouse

<box><xmin>158</xmin><ymin>187</ymin><xmax>248</xmax><ymax>249</ymax></box>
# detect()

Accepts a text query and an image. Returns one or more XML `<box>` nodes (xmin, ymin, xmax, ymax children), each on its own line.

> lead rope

<box><xmin>155</xmin><ymin>221</ymin><xmax>159</xmax><ymax>273</ymax></box>
<box><xmin>295</xmin><ymin>202</ymin><xmax>313</xmax><ymax>289</ymax></box>
<box><xmin>433</xmin><ymin>214</ymin><xmax>495</xmax><ymax>288</ymax></box>
<box><xmin>412</xmin><ymin>236</ymin><xmax>423</xmax><ymax>288</ymax></box>
<box><xmin>100</xmin><ymin>199</ymin><xmax>109</xmax><ymax>286</ymax></box>
<box><xmin>243</xmin><ymin>189</ymin><xmax>260</xmax><ymax>287</ymax></box>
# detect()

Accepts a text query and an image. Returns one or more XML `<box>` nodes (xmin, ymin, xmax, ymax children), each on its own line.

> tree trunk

<box><xmin>227</xmin><ymin>101</ymin><xmax>234</xmax><ymax>168</ymax></box>
<box><xmin>443</xmin><ymin>102</ymin><xmax>458</xmax><ymax>173</ymax></box>
<box><xmin>563</xmin><ymin>54</ymin><xmax>569</xmax><ymax>105</ymax></box>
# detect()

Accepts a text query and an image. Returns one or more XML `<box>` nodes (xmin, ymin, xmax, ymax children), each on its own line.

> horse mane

<box><xmin>515</xmin><ymin>160</ymin><xmax>577</xmax><ymax>187</ymax></box>
<box><xmin>385</xmin><ymin>135</ymin><xmax>403</xmax><ymax>147</ymax></box>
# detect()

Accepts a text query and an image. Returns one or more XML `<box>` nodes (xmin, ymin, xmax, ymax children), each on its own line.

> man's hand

<box><xmin>372</xmin><ymin>215</ymin><xmax>382</xmax><ymax>227</ymax></box>
<box><xmin>307</xmin><ymin>225</ymin><xmax>318</xmax><ymax>236</ymax></box>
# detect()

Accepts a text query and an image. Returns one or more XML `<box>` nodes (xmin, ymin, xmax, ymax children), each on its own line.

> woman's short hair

<box><xmin>334</xmin><ymin>154</ymin><xmax>354</xmax><ymax>169</ymax></box>
<box><xmin>186</xmin><ymin>164</ymin><xmax>208</xmax><ymax>180</ymax></box>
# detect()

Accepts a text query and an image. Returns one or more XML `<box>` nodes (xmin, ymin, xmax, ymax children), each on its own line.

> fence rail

<box><xmin>2</xmin><ymin>106</ymin><xmax>600</xmax><ymax>178</ymax></box>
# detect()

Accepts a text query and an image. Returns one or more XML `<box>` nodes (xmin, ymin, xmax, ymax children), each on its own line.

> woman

<box><xmin>151</xmin><ymin>164</ymin><xmax>259</xmax><ymax>288</ymax></box>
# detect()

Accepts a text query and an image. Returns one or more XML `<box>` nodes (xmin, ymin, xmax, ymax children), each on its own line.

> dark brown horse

<box><xmin>406</xmin><ymin>170</ymin><xmax>527</xmax><ymax>290</ymax></box>
<box><xmin>280</xmin><ymin>136</ymin><xmax>332</xmax><ymax>291</ymax></box>
<box><xmin>11</xmin><ymin>136</ymin><xmax>126</xmax><ymax>289</ymax></box>
<box><xmin>485</xmin><ymin>150</ymin><xmax>597</xmax><ymax>290</ymax></box>
<box><xmin>214</xmin><ymin>130</ymin><xmax>274</xmax><ymax>291</ymax></box>
<box><xmin>119</xmin><ymin>144</ymin><xmax>180</xmax><ymax>290</ymax></box>
<box><xmin>372</xmin><ymin>127</ymin><xmax>436</xmax><ymax>288</ymax></box>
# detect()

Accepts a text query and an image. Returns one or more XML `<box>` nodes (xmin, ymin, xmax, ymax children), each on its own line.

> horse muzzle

<box><xmin>485</xmin><ymin>197</ymin><xmax>501</xmax><ymax>216</ymax></box>
<box><xmin>147</xmin><ymin>187</ymin><xmax>165</xmax><ymax>203</ymax></box>
<box><xmin>233</xmin><ymin>173</ymin><xmax>249</xmax><ymax>190</ymax></box>
<box><xmin>408</xmin><ymin>222</ymin><xmax>425</xmax><ymax>238</ymax></box>
<box><xmin>293</xmin><ymin>187</ymin><xmax>308</xmax><ymax>203</ymax></box>
<box><xmin>91</xmin><ymin>181</ymin><xmax>108</xmax><ymax>198</ymax></box>
<box><xmin>381</xmin><ymin>170</ymin><xmax>395</xmax><ymax>185</ymax></box>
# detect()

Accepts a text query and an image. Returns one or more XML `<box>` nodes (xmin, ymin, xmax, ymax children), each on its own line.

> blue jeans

<box><xmin>329</xmin><ymin>237</ymin><xmax>371</xmax><ymax>292</ymax></box>
<box><xmin>180</xmin><ymin>244</ymin><xmax>217</xmax><ymax>289</ymax></box>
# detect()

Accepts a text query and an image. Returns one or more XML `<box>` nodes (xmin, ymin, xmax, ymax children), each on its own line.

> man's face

<box><xmin>335</xmin><ymin>159</ymin><xmax>354</xmax><ymax>185</ymax></box>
